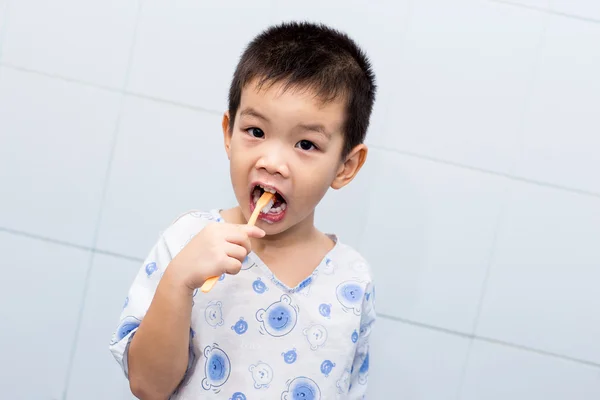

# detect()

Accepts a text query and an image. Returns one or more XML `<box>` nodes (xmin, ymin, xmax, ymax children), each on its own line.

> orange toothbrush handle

<box><xmin>200</xmin><ymin>191</ymin><xmax>274</xmax><ymax>293</ymax></box>
<box><xmin>200</xmin><ymin>276</ymin><xmax>219</xmax><ymax>293</ymax></box>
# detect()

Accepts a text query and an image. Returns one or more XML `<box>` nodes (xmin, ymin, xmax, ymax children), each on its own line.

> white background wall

<box><xmin>1</xmin><ymin>0</ymin><xmax>599</xmax><ymax>399</ymax></box>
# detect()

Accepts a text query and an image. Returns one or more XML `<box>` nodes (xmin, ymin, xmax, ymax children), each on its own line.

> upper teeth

<box><xmin>259</xmin><ymin>185</ymin><xmax>276</xmax><ymax>194</ymax></box>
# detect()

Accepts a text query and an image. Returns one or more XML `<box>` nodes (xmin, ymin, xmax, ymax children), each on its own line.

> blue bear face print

<box><xmin>249</xmin><ymin>362</ymin><xmax>273</xmax><ymax>389</ymax></box>
<box><xmin>123</xmin><ymin>296</ymin><xmax>129</xmax><ymax>309</ymax></box>
<box><xmin>336</xmin><ymin>280</ymin><xmax>365</xmax><ymax>315</ymax></box>
<box><xmin>351</xmin><ymin>330</ymin><xmax>359</xmax><ymax>343</ymax></box>
<box><xmin>202</xmin><ymin>344</ymin><xmax>231</xmax><ymax>391</ymax></box>
<box><xmin>252</xmin><ymin>277</ymin><xmax>268</xmax><ymax>294</ymax></box>
<box><xmin>256</xmin><ymin>295</ymin><xmax>298</xmax><ymax>337</ymax></box>
<box><xmin>358</xmin><ymin>352</ymin><xmax>369</xmax><ymax>384</ymax></box>
<box><xmin>282</xmin><ymin>377</ymin><xmax>322</xmax><ymax>400</ymax></box>
<box><xmin>145</xmin><ymin>262</ymin><xmax>157</xmax><ymax>277</ymax></box>
<box><xmin>320</xmin><ymin>360</ymin><xmax>336</xmax><ymax>377</ymax></box>
<box><xmin>318</xmin><ymin>303</ymin><xmax>331</xmax><ymax>318</ymax></box>
<box><xmin>111</xmin><ymin>316</ymin><xmax>141</xmax><ymax>344</ymax></box>
<box><xmin>230</xmin><ymin>393</ymin><xmax>246</xmax><ymax>400</ymax></box>
<box><xmin>303</xmin><ymin>324</ymin><xmax>328</xmax><ymax>351</ymax></box>
<box><xmin>231</xmin><ymin>317</ymin><xmax>248</xmax><ymax>335</ymax></box>
<box><xmin>205</xmin><ymin>300</ymin><xmax>224</xmax><ymax>328</ymax></box>
<box><xmin>282</xmin><ymin>348</ymin><xmax>297</xmax><ymax>364</ymax></box>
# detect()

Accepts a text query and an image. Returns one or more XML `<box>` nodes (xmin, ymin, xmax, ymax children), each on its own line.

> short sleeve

<box><xmin>108</xmin><ymin>233</ymin><xmax>175</xmax><ymax>377</ymax></box>
<box><xmin>347</xmin><ymin>279</ymin><xmax>376</xmax><ymax>398</ymax></box>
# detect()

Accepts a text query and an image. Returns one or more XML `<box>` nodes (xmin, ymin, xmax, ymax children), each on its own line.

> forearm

<box><xmin>127</xmin><ymin>269</ymin><xmax>194</xmax><ymax>399</ymax></box>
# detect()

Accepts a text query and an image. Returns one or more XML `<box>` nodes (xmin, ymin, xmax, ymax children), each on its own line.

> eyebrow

<box><xmin>240</xmin><ymin>107</ymin><xmax>270</xmax><ymax>123</ymax></box>
<box><xmin>297</xmin><ymin>123</ymin><xmax>332</xmax><ymax>140</ymax></box>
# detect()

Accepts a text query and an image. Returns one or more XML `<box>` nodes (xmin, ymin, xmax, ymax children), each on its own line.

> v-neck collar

<box><xmin>210</xmin><ymin>209</ymin><xmax>340</xmax><ymax>293</ymax></box>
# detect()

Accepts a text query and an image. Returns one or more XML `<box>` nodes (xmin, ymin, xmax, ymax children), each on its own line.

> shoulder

<box><xmin>323</xmin><ymin>237</ymin><xmax>374</xmax><ymax>285</ymax></box>
<box><xmin>159</xmin><ymin>209</ymin><xmax>223</xmax><ymax>257</ymax></box>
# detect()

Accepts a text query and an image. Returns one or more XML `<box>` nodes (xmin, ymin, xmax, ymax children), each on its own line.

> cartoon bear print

<box><xmin>145</xmin><ymin>262</ymin><xmax>158</xmax><ymax>277</ymax></box>
<box><xmin>281</xmin><ymin>348</ymin><xmax>297</xmax><ymax>364</ymax></box>
<box><xmin>110</xmin><ymin>315</ymin><xmax>140</xmax><ymax>344</ymax></box>
<box><xmin>201</xmin><ymin>344</ymin><xmax>231</xmax><ymax>392</ymax></box>
<box><xmin>248</xmin><ymin>361</ymin><xmax>273</xmax><ymax>389</ymax></box>
<box><xmin>282</xmin><ymin>376</ymin><xmax>322</xmax><ymax>400</ymax></box>
<box><xmin>320</xmin><ymin>360</ymin><xmax>336</xmax><ymax>377</ymax></box>
<box><xmin>205</xmin><ymin>300</ymin><xmax>224</xmax><ymax>328</ymax></box>
<box><xmin>336</xmin><ymin>280</ymin><xmax>365</xmax><ymax>316</ymax></box>
<box><xmin>303</xmin><ymin>324</ymin><xmax>328</xmax><ymax>351</ymax></box>
<box><xmin>255</xmin><ymin>295</ymin><xmax>298</xmax><ymax>337</ymax></box>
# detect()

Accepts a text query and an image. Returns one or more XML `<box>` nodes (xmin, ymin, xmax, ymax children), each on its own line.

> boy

<box><xmin>109</xmin><ymin>21</ymin><xmax>377</xmax><ymax>400</ymax></box>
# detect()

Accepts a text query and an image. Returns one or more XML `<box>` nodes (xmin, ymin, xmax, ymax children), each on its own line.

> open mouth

<box><xmin>250</xmin><ymin>184</ymin><xmax>287</xmax><ymax>223</ymax></box>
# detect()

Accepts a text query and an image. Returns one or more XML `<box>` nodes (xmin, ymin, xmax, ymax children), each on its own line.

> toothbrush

<box><xmin>199</xmin><ymin>191</ymin><xmax>275</xmax><ymax>293</ymax></box>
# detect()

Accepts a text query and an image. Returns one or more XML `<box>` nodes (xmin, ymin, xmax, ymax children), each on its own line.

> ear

<box><xmin>222</xmin><ymin>111</ymin><xmax>232</xmax><ymax>160</ymax></box>
<box><xmin>331</xmin><ymin>144</ymin><xmax>368</xmax><ymax>190</ymax></box>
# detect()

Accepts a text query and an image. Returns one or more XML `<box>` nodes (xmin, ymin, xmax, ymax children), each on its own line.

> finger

<box><xmin>224</xmin><ymin>242</ymin><xmax>248</xmax><ymax>263</ymax></box>
<box><xmin>223</xmin><ymin>229</ymin><xmax>252</xmax><ymax>254</ymax></box>
<box><xmin>223</xmin><ymin>256</ymin><xmax>243</xmax><ymax>275</ymax></box>
<box><xmin>238</xmin><ymin>224</ymin><xmax>265</xmax><ymax>239</ymax></box>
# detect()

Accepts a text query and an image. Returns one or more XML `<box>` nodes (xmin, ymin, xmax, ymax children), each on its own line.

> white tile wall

<box><xmin>460</xmin><ymin>340</ymin><xmax>600</xmax><ymax>400</ymax></box>
<box><xmin>1</xmin><ymin>0</ymin><xmax>139</xmax><ymax>88</ymax></box>
<box><xmin>513</xmin><ymin>15</ymin><xmax>600</xmax><ymax>194</ymax></box>
<box><xmin>375</xmin><ymin>0</ymin><xmax>544</xmax><ymax>173</ymax></box>
<box><xmin>127</xmin><ymin>0</ymin><xmax>271</xmax><ymax>112</ymax></box>
<box><xmin>360</xmin><ymin>150</ymin><xmax>507</xmax><ymax>333</ymax></box>
<box><xmin>551</xmin><ymin>0</ymin><xmax>600</xmax><ymax>21</ymax></box>
<box><xmin>66</xmin><ymin>254</ymin><xmax>139</xmax><ymax>400</ymax></box>
<box><xmin>95</xmin><ymin>96</ymin><xmax>234</xmax><ymax>258</ymax></box>
<box><xmin>476</xmin><ymin>181</ymin><xmax>600</xmax><ymax>364</ymax></box>
<box><xmin>0</xmin><ymin>0</ymin><xmax>8</xmax><ymax>54</ymax></box>
<box><xmin>0</xmin><ymin>233</ymin><xmax>89</xmax><ymax>399</ymax></box>
<box><xmin>369</xmin><ymin>318</ymin><xmax>470</xmax><ymax>399</ymax></box>
<box><xmin>0</xmin><ymin>67</ymin><xmax>121</xmax><ymax>247</ymax></box>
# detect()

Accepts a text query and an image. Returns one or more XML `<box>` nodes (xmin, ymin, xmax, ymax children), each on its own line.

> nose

<box><xmin>255</xmin><ymin>143</ymin><xmax>290</xmax><ymax>178</ymax></box>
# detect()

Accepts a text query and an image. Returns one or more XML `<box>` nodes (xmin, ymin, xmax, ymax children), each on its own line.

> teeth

<box><xmin>281</xmin><ymin>203</ymin><xmax>287</xmax><ymax>210</ymax></box>
<box><xmin>261</xmin><ymin>198</ymin><xmax>275</xmax><ymax>213</ymax></box>
<box><xmin>259</xmin><ymin>184</ymin><xmax>277</xmax><ymax>194</ymax></box>
<box><xmin>269</xmin><ymin>206</ymin><xmax>282</xmax><ymax>214</ymax></box>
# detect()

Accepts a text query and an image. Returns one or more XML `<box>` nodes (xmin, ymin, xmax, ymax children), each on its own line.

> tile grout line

<box><xmin>379</xmin><ymin>313</ymin><xmax>600</xmax><ymax>369</ymax></box>
<box><xmin>0</xmin><ymin>225</ymin><xmax>144</xmax><ymax>262</ymax></box>
<box><xmin>369</xmin><ymin>144</ymin><xmax>600</xmax><ymax>200</ymax></box>
<box><xmin>490</xmin><ymin>0</ymin><xmax>600</xmax><ymax>24</ymax></box>
<box><xmin>60</xmin><ymin>1</ymin><xmax>146</xmax><ymax>397</ymax></box>
<box><xmin>0</xmin><ymin>62</ymin><xmax>223</xmax><ymax>116</ymax></box>
<box><xmin>455</xmin><ymin>183</ymin><xmax>511</xmax><ymax>399</ymax></box>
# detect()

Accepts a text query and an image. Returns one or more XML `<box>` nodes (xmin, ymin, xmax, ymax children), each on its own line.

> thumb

<box><xmin>239</xmin><ymin>224</ymin><xmax>266</xmax><ymax>238</ymax></box>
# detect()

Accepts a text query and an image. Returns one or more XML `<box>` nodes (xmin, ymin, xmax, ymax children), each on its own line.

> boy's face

<box><xmin>223</xmin><ymin>79</ymin><xmax>366</xmax><ymax>236</ymax></box>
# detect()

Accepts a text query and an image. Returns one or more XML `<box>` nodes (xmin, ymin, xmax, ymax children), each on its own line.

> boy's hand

<box><xmin>167</xmin><ymin>222</ymin><xmax>265</xmax><ymax>292</ymax></box>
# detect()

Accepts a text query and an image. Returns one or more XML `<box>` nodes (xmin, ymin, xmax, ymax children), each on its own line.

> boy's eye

<box><xmin>246</xmin><ymin>127</ymin><xmax>264</xmax><ymax>138</ymax></box>
<box><xmin>296</xmin><ymin>140</ymin><xmax>317</xmax><ymax>151</ymax></box>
